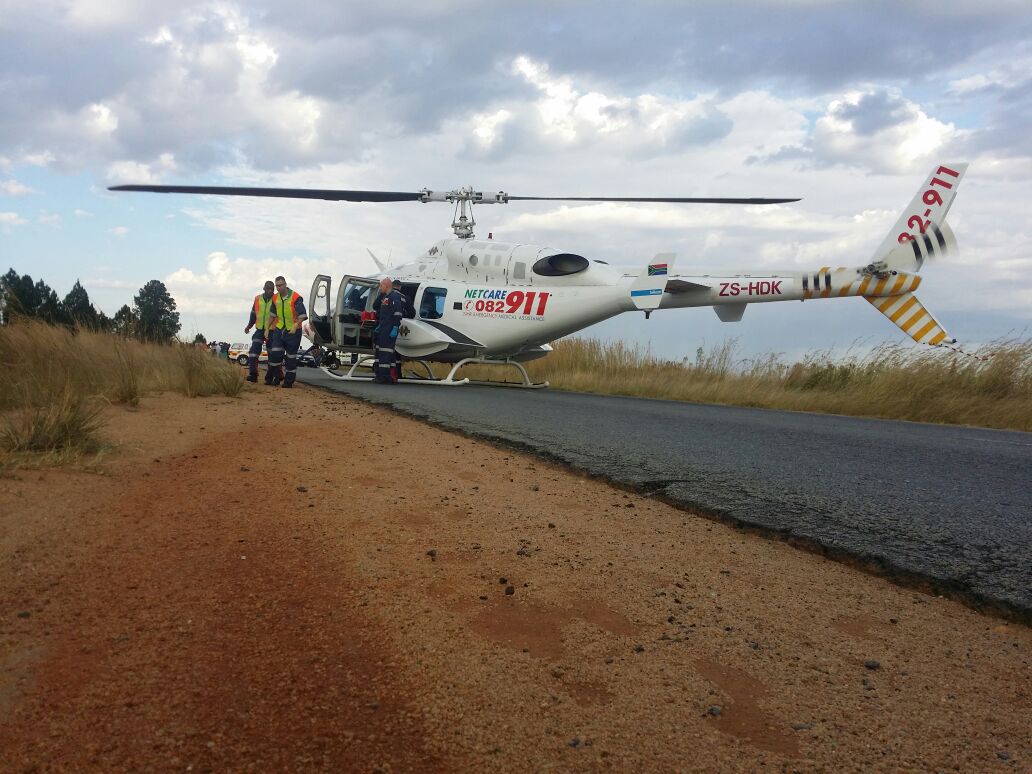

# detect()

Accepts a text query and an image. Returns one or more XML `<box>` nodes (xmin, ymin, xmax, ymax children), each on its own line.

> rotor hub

<box><xmin>419</xmin><ymin>187</ymin><xmax>509</xmax><ymax>204</ymax></box>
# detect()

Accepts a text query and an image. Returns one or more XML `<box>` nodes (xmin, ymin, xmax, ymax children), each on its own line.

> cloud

<box><xmin>0</xmin><ymin>211</ymin><xmax>27</xmax><ymax>225</ymax></box>
<box><xmin>0</xmin><ymin>4</ymin><xmax>343</xmax><ymax>173</ymax></box>
<box><xmin>165</xmin><ymin>250</ymin><xmax>324</xmax><ymax>315</ymax></box>
<box><xmin>81</xmin><ymin>277</ymin><xmax>137</xmax><ymax>290</ymax></box>
<box><xmin>946</xmin><ymin>55</ymin><xmax>1032</xmax><ymax>163</ymax></box>
<box><xmin>1</xmin><ymin>179</ymin><xmax>34</xmax><ymax>195</ymax></box>
<box><xmin>948</xmin><ymin>50</ymin><xmax>1032</xmax><ymax>97</ymax></box>
<box><xmin>37</xmin><ymin>211</ymin><xmax>61</xmax><ymax>225</ymax></box>
<box><xmin>259</xmin><ymin>1</ymin><xmax>1032</xmax><ymax>100</ymax></box>
<box><xmin>61</xmin><ymin>0</ymin><xmax>158</xmax><ymax>32</ymax></box>
<box><xmin>3</xmin><ymin>2</ymin><xmax>1028</xmax><ymax>177</ymax></box>
<box><xmin>493</xmin><ymin>56</ymin><xmax>733</xmax><ymax>158</ymax></box>
<box><xmin>764</xmin><ymin>88</ymin><xmax>958</xmax><ymax>174</ymax></box>
<box><xmin>106</xmin><ymin>153</ymin><xmax>177</xmax><ymax>183</ymax></box>
<box><xmin>109</xmin><ymin>225</ymin><xmax>129</xmax><ymax>236</ymax></box>
<box><xmin>21</xmin><ymin>152</ymin><xmax>56</xmax><ymax>166</ymax></box>
<box><xmin>448</xmin><ymin>57</ymin><xmax>734</xmax><ymax>162</ymax></box>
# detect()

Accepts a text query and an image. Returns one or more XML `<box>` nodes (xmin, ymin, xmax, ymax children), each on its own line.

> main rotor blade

<box><xmin>107</xmin><ymin>185</ymin><xmax>423</xmax><ymax>202</ymax></box>
<box><xmin>108</xmin><ymin>185</ymin><xmax>801</xmax><ymax>205</ymax></box>
<box><xmin>506</xmin><ymin>195</ymin><xmax>800</xmax><ymax>204</ymax></box>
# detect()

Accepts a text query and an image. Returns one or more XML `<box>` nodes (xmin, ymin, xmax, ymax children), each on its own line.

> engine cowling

<box><xmin>532</xmin><ymin>253</ymin><xmax>589</xmax><ymax>277</ymax></box>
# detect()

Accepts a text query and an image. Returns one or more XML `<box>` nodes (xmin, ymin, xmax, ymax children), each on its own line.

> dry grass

<box><xmin>175</xmin><ymin>345</ymin><xmax>246</xmax><ymax>399</ymax></box>
<box><xmin>0</xmin><ymin>319</ymin><xmax>246</xmax><ymax>464</ymax></box>
<box><xmin>449</xmin><ymin>337</ymin><xmax>1032</xmax><ymax>431</ymax></box>
<box><xmin>113</xmin><ymin>337</ymin><xmax>141</xmax><ymax>407</ymax></box>
<box><xmin>1</xmin><ymin>388</ymin><xmax>105</xmax><ymax>455</ymax></box>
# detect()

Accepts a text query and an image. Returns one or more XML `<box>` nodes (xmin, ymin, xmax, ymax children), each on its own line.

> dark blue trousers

<box><xmin>281</xmin><ymin>331</ymin><xmax>302</xmax><ymax>386</ymax></box>
<box><xmin>265</xmin><ymin>329</ymin><xmax>284</xmax><ymax>384</ymax></box>
<box><xmin>373</xmin><ymin>329</ymin><xmax>397</xmax><ymax>384</ymax></box>
<box><xmin>247</xmin><ymin>330</ymin><xmax>265</xmax><ymax>379</ymax></box>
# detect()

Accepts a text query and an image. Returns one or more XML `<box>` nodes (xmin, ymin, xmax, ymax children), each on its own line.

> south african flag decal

<box><xmin>648</xmin><ymin>263</ymin><xmax>668</xmax><ymax>276</ymax></box>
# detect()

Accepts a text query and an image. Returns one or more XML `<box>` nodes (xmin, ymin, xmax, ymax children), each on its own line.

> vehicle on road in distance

<box><xmin>228</xmin><ymin>342</ymin><xmax>268</xmax><ymax>366</ymax></box>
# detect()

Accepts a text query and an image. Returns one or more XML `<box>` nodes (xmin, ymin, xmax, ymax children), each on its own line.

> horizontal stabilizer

<box><xmin>865</xmin><ymin>292</ymin><xmax>954</xmax><ymax>346</ymax></box>
<box><xmin>665</xmin><ymin>278</ymin><xmax>712</xmax><ymax>293</ymax></box>
<box><xmin>630</xmin><ymin>252</ymin><xmax>675</xmax><ymax>310</ymax></box>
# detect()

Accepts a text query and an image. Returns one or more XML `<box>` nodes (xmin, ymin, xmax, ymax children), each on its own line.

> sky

<box><xmin>1</xmin><ymin>0</ymin><xmax>1030</xmax><ymax>359</ymax></box>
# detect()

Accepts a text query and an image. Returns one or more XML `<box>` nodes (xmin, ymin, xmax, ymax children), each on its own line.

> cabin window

<box><xmin>513</xmin><ymin>262</ymin><xmax>526</xmax><ymax>279</ymax></box>
<box><xmin>420</xmin><ymin>287</ymin><xmax>447</xmax><ymax>319</ymax></box>
<box><xmin>342</xmin><ymin>284</ymin><xmax>372</xmax><ymax>312</ymax></box>
<box><xmin>398</xmin><ymin>283</ymin><xmax>418</xmax><ymax>319</ymax></box>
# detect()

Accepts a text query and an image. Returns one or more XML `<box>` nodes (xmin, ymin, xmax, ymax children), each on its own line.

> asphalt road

<box><xmin>298</xmin><ymin>369</ymin><xmax>1032</xmax><ymax>617</ymax></box>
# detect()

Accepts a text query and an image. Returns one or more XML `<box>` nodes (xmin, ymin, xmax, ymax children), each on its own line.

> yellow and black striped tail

<box><xmin>865</xmin><ymin>292</ymin><xmax>955</xmax><ymax>346</ymax></box>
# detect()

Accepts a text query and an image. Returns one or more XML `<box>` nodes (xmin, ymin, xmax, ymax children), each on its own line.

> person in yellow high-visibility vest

<box><xmin>243</xmin><ymin>281</ymin><xmax>277</xmax><ymax>383</ymax></box>
<box><xmin>270</xmin><ymin>275</ymin><xmax>308</xmax><ymax>388</ymax></box>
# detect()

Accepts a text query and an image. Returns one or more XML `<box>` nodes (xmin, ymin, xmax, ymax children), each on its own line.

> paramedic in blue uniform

<box><xmin>269</xmin><ymin>275</ymin><xmax>308</xmax><ymax>388</ymax></box>
<box><xmin>243</xmin><ymin>280</ymin><xmax>277</xmax><ymax>383</ymax></box>
<box><xmin>372</xmin><ymin>277</ymin><xmax>404</xmax><ymax>384</ymax></box>
<box><xmin>391</xmin><ymin>279</ymin><xmax>409</xmax><ymax>378</ymax></box>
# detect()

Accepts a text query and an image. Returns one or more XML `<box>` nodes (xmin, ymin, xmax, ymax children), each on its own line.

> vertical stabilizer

<box><xmin>630</xmin><ymin>252</ymin><xmax>675</xmax><ymax>311</ymax></box>
<box><xmin>870</xmin><ymin>163</ymin><xmax>967</xmax><ymax>271</ymax></box>
<box><xmin>882</xmin><ymin>220</ymin><xmax>956</xmax><ymax>273</ymax></box>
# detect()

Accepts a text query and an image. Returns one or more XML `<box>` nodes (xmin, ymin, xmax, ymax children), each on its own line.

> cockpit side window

<box><xmin>419</xmin><ymin>287</ymin><xmax>447</xmax><ymax>319</ymax></box>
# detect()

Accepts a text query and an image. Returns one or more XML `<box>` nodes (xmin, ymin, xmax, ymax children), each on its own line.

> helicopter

<box><xmin>110</xmin><ymin>162</ymin><xmax>966</xmax><ymax>387</ymax></box>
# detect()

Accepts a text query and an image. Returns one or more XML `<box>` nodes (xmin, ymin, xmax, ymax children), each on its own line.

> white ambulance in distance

<box><xmin>228</xmin><ymin>342</ymin><xmax>268</xmax><ymax>365</ymax></box>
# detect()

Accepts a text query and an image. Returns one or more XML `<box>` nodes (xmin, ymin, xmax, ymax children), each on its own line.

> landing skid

<box><xmin>435</xmin><ymin>356</ymin><xmax>549</xmax><ymax>388</ymax></box>
<box><xmin>321</xmin><ymin>355</ymin><xmax>548</xmax><ymax>388</ymax></box>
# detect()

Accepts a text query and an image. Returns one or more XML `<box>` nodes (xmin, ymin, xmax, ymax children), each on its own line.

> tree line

<box><xmin>0</xmin><ymin>268</ymin><xmax>182</xmax><ymax>343</ymax></box>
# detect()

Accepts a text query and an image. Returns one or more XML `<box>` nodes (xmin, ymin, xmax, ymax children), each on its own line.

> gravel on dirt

<box><xmin>1</xmin><ymin>386</ymin><xmax>1030</xmax><ymax>772</ymax></box>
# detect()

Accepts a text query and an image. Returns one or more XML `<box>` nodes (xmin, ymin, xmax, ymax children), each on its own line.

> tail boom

<box><xmin>651</xmin><ymin>162</ymin><xmax>966</xmax><ymax>346</ymax></box>
<box><xmin>800</xmin><ymin>267</ymin><xmax>922</xmax><ymax>300</ymax></box>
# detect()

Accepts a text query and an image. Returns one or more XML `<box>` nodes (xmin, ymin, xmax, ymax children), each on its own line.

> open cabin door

<box><xmin>308</xmin><ymin>275</ymin><xmax>333</xmax><ymax>346</ymax></box>
<box><xmin>333</xmin><ymin>276</ymin><xmax>381</xmax><ymax>354</ymax></box>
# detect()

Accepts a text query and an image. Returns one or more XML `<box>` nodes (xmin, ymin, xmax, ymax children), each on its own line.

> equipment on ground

<box><xmin>111</xmin><ymin>164</ymin><xmax>967</xmax><ymax>386</ymax></box>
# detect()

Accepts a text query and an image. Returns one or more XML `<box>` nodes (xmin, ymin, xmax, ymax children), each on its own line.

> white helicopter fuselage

<box><xmin>311</xmin><ymin>233</ymin><xmax>929</xmax><ymax>366</ymax></box>
<box><xmin>391</xmin><ymin>238</ymin><xmax>630</xmax><ymax>360</ymax></box>
<box><xmin>108</xmin><ymin>163</ymin><xmax>969</xmax><ymax>381</ymax></box>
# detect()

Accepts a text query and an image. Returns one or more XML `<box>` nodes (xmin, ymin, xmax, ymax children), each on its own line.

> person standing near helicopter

<box><xmin>372</xmin><ymin>277</ymin><xmax>404</xmax><ymax>384</ymax></box>
<box><xmin>244</xmin><ymin>280</ymin><xmax>277</xmax><ymax>383</ymax></box>
<box><xmin>268</xmin><ymin>275</ymin><xmax>307</xmax><ymax>388</ymax></box>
